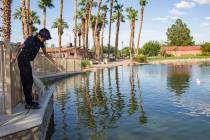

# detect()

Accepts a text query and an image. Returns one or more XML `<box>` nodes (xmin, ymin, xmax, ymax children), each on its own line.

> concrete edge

<box><xmin>0</xmin><ymin>88</ymin><xmax>54</xmax><ymax>137</ymax></box>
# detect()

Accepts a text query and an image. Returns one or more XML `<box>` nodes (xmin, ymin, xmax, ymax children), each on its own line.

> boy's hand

<box><xmin>11</xmin><ymin>57</ymin><xmax>17</xmax><ymax>64</ymax></box>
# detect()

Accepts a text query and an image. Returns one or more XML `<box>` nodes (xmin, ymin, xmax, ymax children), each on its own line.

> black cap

<box><xmin>39</xmin><ymin>28</ymin><xmax>51</xmax><ymax>40</ymax></box>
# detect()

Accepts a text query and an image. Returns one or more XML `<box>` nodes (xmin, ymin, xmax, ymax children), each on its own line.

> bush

<box><xmin>201</xmin><ymin>42</ymin><xmax>210</xmax><ymax>55</ymax></box>
<box><xmin>134</xmin><ymin>55</ymin><xmax>147</xmax><ymax>63</ymax></box>
<box><xmin>81</xmin><ymin>60</ymin><xmax>92</xmax><ymax>68</ymax></box>
<box><xmin>142</xmin><ymin>41</ymin><xmax>161</xmax><ymax>56</ymax></box>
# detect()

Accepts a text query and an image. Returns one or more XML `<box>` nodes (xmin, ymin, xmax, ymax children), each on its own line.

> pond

<box><xmin>47</xmin><ymin>63</ymin><xmax>210</xmax><ymax>140</ymax></box>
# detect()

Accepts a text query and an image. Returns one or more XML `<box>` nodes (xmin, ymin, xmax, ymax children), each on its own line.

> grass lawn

<box><xmin>147</xmin><ymin>55</ymin><xmax>210</xmax><ymax>62</ymax></box>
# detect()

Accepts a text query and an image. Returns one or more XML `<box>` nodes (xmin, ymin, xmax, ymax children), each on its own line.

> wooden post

<box><xmin>4</xmin><ymin>42</ymin><xmax>13</xmax><ymax>114</ymax></box>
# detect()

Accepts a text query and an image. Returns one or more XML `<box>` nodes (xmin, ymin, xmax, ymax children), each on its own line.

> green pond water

<box><xmin>47</xmin><ymin>63</ymin><xmax>210</xmax><ymax>140</ymax></box>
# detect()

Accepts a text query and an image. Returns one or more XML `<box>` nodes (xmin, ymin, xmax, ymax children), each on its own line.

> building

<box><xmin>163</xmin><ymin>46</ymin><xmax>202</xmax><ymax>56</ymax></box>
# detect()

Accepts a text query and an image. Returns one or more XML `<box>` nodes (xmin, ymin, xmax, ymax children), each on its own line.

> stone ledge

<box><xmin>0</xmin><ymin>87</ymin><xmax>54</xmax><ymax>138</ymax></box>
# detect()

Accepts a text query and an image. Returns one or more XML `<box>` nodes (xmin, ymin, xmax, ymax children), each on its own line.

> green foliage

<box><xmin>121</xmin><ymin>47</ymin><xmax>130</xmax><ymax>57</ymax></box>
<box><xmin>126</xmin><ymin>7</ymin><xmax>138</xmax><ymax>21</ymax></box>
<box><xmin>103</xmin><ymin>45</ymin><xmax>115</xmax><ymax>54</ymax></box>
<box><xmin>142</xmin><ymin>41</ymin><xmax>161</xmax><ymax>56</ymax></box>
<box><xmin>81</xmin><ymin>60</ymin><xmax>92</xmax><ymax>68</ymax></box>
<box><xmin>166</xmin><ymin>19</ymin><xmax>194</xmax><ymax>46</ymax></box>
<box><xmin>134</xmin><ymin>54</ymin><xmax>147</xmax><ymax>63</ymax></box>
<box><xmin>201</xmin><ymin>42</ymin><xmax>210</xmax><ymax>55</ymax></box>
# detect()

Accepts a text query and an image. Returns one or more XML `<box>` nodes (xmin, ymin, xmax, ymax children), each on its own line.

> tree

<box><xmin>21</xmin><ymin>0</ymin><xmax>29</xmax><ymax>39</ymax></box>
<box><xmin>38</xmin><ymin>0</ymin><xmax>54</xmax><ymax>28</ymax></box>
<box><xmin>51</xmin><ymin>18</ymin><xmax>69</xmax><ymax>48</ymax></box>
<box><xmin>166</xmin><ymin>19</ymin><xmax>194</xmax><ymax>46</ymax></box>
<box><xmin>59</xmin><ymin>0</ymin><xmax>63</xmax><ymax>51</ymax></box>
<box><xmin>136</xmin><ymin>0</ymin><xmax>148</xmax><ymax>50</ymax></box>
<box><xmin>107</xmin><ymin>0</ymin><xmax>114</xmax><ymax>58</ymax></box>
<box><xmin>126</xmin><ymin>7</ymin><xmax>138</xmax><ymax>60</ymax></box>
<box><xmin>90</xmin><ymin>15</ymin><xmax>103</xmax><ymax>60</ymax></box>
<box><xmin>77</xmin><ymin>8</ymin><xmax>86</xmax><ymax>49</ymax></box>
<box><xmin>93</xmin><ymin>0</ymin><xmax>102</xmax><ymax>52</ymax></box>
<box><xmin>100</xmin><ymin>5</ymin><xmax>108</xmax><ymax>59</ymax></box>
<box><xmin>2</xmin><ymin>0</ymin><xmax>12</xmax><ymax>41</ymax></box>
<box><xmin>13</xmin><ymin>8</ymin><xmax>41</xmax><ymax>35</ymax></box>
<box><xmin>112</xmin><ymin>2</ymin><xmax>125</xmax><ymax>59</ymax></box>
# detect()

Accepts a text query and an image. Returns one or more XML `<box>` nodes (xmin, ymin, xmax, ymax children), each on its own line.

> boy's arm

<box><xmin>41</xmin><ymin>47</ymin><xmax>64</xmax><ymax>71</ymax></box>
<box><xmin>11</xmin><ymin>43</ymin><xmax>25</xmax><ymax>63</ymax></box>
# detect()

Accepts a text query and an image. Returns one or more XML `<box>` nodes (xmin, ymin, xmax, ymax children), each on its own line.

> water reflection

<box><xmin>167</xmin><ymin>65</ymin><xmax>191</xmax><ymax>95</ymax></box>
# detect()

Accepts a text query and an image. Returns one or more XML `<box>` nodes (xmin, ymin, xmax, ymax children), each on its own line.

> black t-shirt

<box><xmin>18</xmin><ymin>35</ymin><xmax>44</xmax><ymax>61</ymax></box>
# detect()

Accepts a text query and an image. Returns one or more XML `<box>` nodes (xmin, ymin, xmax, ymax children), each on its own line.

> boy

<box><xmin>11</xmin><ymin>28</ymin><xmax>59</xmax><ymax>109</ymax></box>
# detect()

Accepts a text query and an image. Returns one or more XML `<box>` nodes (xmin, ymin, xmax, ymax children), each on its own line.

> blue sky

<box><xmin>9</xmin><ymin>0</ymin><xmax>210</xmax><ymax>48</ymax></box>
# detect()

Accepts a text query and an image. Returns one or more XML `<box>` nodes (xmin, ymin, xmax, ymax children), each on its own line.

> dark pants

<box><xmin>18</xmin><ymin>59</ymin><xmax>33</xmax><ymax>105</ymax></box>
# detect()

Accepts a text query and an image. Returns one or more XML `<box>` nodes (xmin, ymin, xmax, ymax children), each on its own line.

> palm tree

<box><xmin>112</xmin><ymin>3</ymin><xmax>125</xmax><ymax>59</ymax></box>
<box><xmin>100</xmin><ymin>5</ymin><xmax>108</xmax><ymax>60</ymax></box>
<box><xmin>51</xmin><ymin>18</ymin><xmax>69</xmax><ymax>48</ymax></box>
<box><xmin>136</xmin><ymin>0</ymin><xmax>148</xmax><ymax>50</ymax></box>
<box><xmin>21</xmin><ymin>0</ymin><xmax>29</xmax><ymax>39</ymax></box>
<box><xmin>107</xmin><ymin>0</ymin><xmax>114</xmax><ymax>59</ymax></box>
<box><xmin>81</xmin><ymin>0</ymin><xmax>94</xmax><ymax>51</ymax></box>
<box><xmin>93</xmin><ymin>0</ymin><xmax>102</xmax><ymax>52</ymax></box>
<box><xmin>38</xmin><ymin>0</ymin><xmax>54</xmax><ymax>28</ymax></box>
<box><xmin>13</xmin><ymin>8</ymin><xmax>41</xmax><ymax>36</ymax></box>
<box><xmin>77</xmin><ymin>8</ymin><xmax>86</xmax><ymax>49</ymax></box>
<box><xmin>74</xmin><ymin>0</ymin><xmax>78</xmax><ymax>58</ymax></box>
<box><xmin>90</xmin><ymin>15</ymin><xmax>103</xmax><ymax>60</ymax></box>
<box><xmin>59</xmin><ymin>0</ymin><xmax>63</xmax><ymax>52</ymax></box>
<box><xmin>26</xmin><ymin>0</ymin><xmax>31</xmax><ymax>35</ymax></box>
<box><xmin>73</xmin><ymin>24</ymin><xmax>82</xmax><ymax>47</ymax></box>
<box><xmin>126</xmin><ymin>7</ymin><xmax>138</xmax><ymax>60</ymax></box>
<box><xmin>2</xmin><ymin>0</ymin><xmax>12</xmax><ymax>41</ymax></box>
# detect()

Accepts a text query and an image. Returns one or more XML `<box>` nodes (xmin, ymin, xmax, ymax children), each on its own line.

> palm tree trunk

<box><xmin>136</xmin><ymin>7</ymin><xmax>144</xmax><ymax>50</ymax></box>
<box><xmin>114</xmin><ymin>12</ymin><xmax>120</xmax><ymax>59</ymax></box>
<box><xmin>108</xmin><ymin>0</ymin><xmax>113</xmax><ymax>58</ymax></box>
<box><xmin>85</xmin><ymin>0</ymin><xmax>93</xmax><ymax>52</ymax></box>
<box><xmin>79</xmin><ymin>35</ymin><xmax>81</xmax><ymax>47</ymax></box>
<box><xmin>21</xmin><ymin>0</ymin><xmax>28</xmax><ymax>39</ymax></box>
<box><xmin>26</xmin><ymin>0</ymin><xmax>31</xmax><ymax>35</ymax></box>
<box><xmin>93</xmin><ymin>0</ymin><xmax>102</xmax><ymax>51</ymax></box>
<box><xmin>100</xmin><ymin>12</ymin><xmax>107</xmax><ymax>60</ymax></box>
<box><xmin>59</xmin><ymin>0</ymin><xmax>63</xmax><ymax>54</ymax></box>
<box><xmin>74</xmin><ymin>0</ymin><xmax>78</xmax><ymax>58</ymax></box>
<box><xmin>81</xmin><ymin>18</ymin><xmax>86</xmax><ymax>49</ymax></box>
<box><xmin>96</xmin><ymin>30</ymin><xmax>101</xmax><ymax>60</ymax></box>
<box><xmin>2</xmin><ymin>0</ymin><xmax>12</xmax><ymax>41</ymax></box>
<box><xmin>129</xmin><ymin>22</ymin><xmax>132</xmax><ymax>60</ymax></box>
<box><xmin>131</xmin><ymin>19</ymin><xmax>135</xmax><ymax>60</ymax></box>
<box><xmin>43</xmin><ymin>8</ymin><xmax>46</xmax><ymax>28</ymax></box>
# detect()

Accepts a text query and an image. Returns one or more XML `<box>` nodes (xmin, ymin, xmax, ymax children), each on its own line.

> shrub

<box><xmin>201</xmin><ymin>42</ymin><xmax>210</xmax><ymax>55</ymax></box>
<box><xmin>142</xmin><ymin>41</ymin><xmax>161</xmax><ymax>56</ymax></box>
<box><xmin>134</xmin><ymin>55</ymin><xmax>147</xmax><ymax>63</ymax></box>
<box><xmin>81</xmin><ymin>60</ymin><xmax>92</xmax><ymax>68</ymax></box>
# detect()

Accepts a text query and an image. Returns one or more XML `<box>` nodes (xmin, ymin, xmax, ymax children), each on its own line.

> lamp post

<box><xmin>121</xmin><ymin>41</ymin><xmax>124</xmax><ymax>59</ymax></box>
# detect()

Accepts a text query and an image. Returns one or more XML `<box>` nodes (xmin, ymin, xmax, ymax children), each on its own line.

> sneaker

<box><xmin>25</xmin><ymin>103</ymin><xmax>40</xmax><ymax>109</ymax></box>
<box><xmin>32</xmin><ymin>101</ymin><xmax>40</xmax><ymax>106</ymax></box>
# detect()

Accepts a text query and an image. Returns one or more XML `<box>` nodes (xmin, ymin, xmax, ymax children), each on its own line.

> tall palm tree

<box><xmin>73</xmin><ymin>24</ymin><xmax>82</xmax><ymax>47</ymax></box>
<box><xmin>26</xmin><ymin>0</ymin><xmax>31</xmax><ymax>35</ymax></box>
<box><xmin>83</xmin><ymin>0</ymin><xmax>94</xmax><ymax>51</ymax></box>
<box><xmin>126</xmin><ymin>7</ymin><xmax>138</xmax><ymax>60</ymax></box>
<box><xmin>2</xmin><ymin>0</ymin><xmax>12</xmax><ymax>41</ymax></box>
<box><xmin>93</xmin><ymin>0</ymin><xmax>102</xmax><ymax>52</ymax></box>
<box><xmin>136</xmin><ymin>0</ymin><xmax>148</xmax><ymax>50</ymax></box>
<box><xmin>107</xmin><ymin>0</ymin><xmax>114</xmax><ymax>58</ymax></box>
<box><xmin>13</xmin><ymin>8</ymin><xmax>41</xmax><ymax>36</ymax></box>
<box><xmin>77</xmin><ymin>8</ymin><xmax>86</xmax><ymax>49</ymax></box>
<box><xmin>91</xmin><ymin>15</ymin><xmax>103</xmax><ymax>60</ymax></box>
<box><xmin>112</xmin><ymin>3</ymin><xmax>125</xmax><ymax>59</ymax></box>
<box><xmin>21</xmin><ymin>0</ymin><xmax>29</xmax><ymax>39</ymax></box>
<box><xmin>74</xmin><ymin>0</ymin><xmax>78</xmax><ymax>58</ymax></box>
<box><xmin>58</xmin><ymin>0</ymin><xmax>63</xmax><ymax>52</ymax></box>
<box><xmin>38</xmin><ymin>0</ymin><xmax>54</xmax><ymax>28</ymax></box>
<box><xmin>100</xmin><ymin>5</ymin><xmax>108</xmax><ymax>60</ymax></box>
<box><xmin>51</xmin><ymin>18</ymin><xmax>69</xmax><ymax>48</ymax></box>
